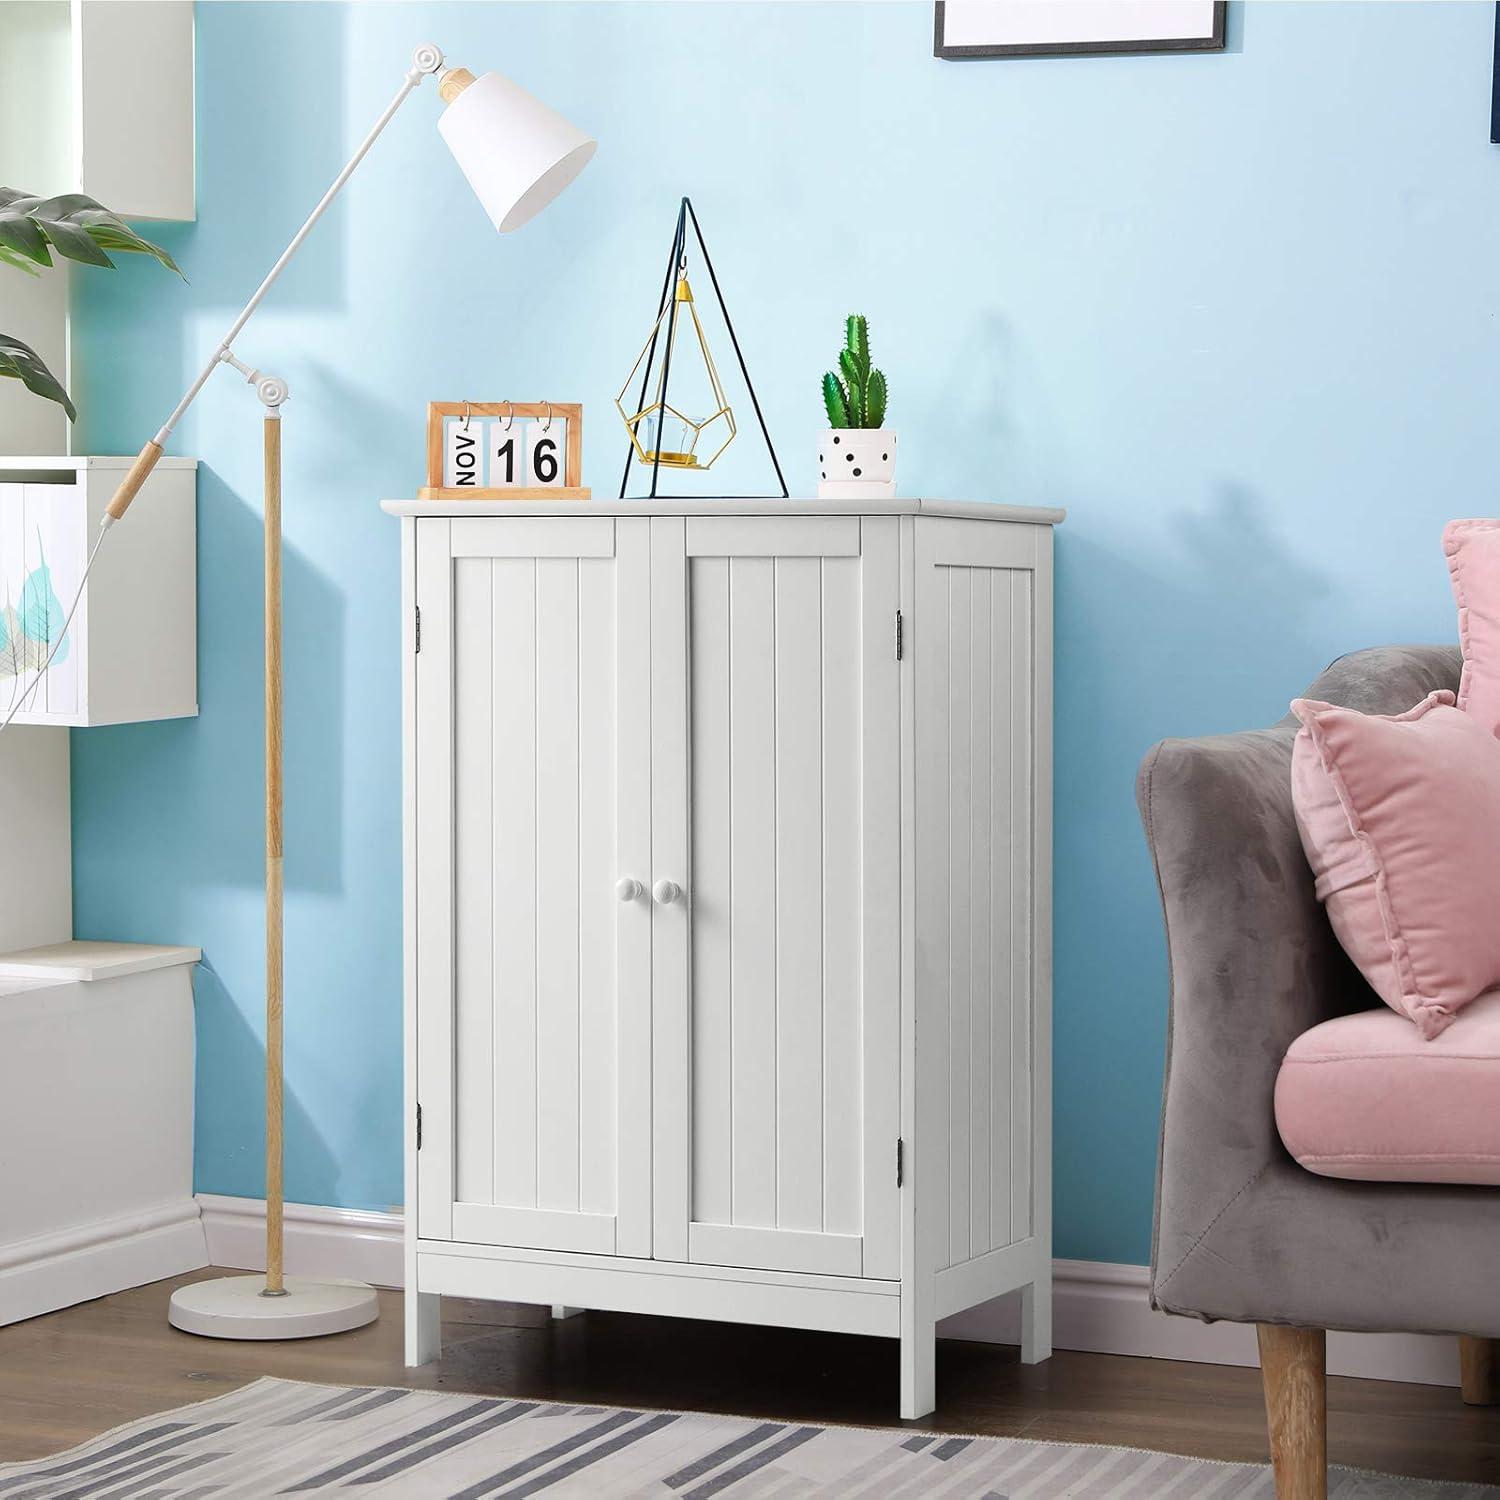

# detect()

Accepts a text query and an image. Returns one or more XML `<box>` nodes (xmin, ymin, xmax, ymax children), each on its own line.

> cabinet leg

<box><xmin>1258</xmin><ymin>1324</ymin><xmax>1327</xmax><ymax>1500</ymax></box>
<box><xmin>1461</xmin><ymin>1336</ymin><xmax>1499</xmax><ymax>1405</ymax></box>
<box><xmin>900</xmin><ymin>1317</ymin><xmax>936</xmax><ymax>1420</ymax></box>
<box><xmin>1021</xmin><ymin>1275</ymin><xmax>1052</xmax><ymax>1364</ymax></box>
<box><xmin>551</xmin><ymin>1305</ymin><xmax>584</xmax><ymax>1320</ymax></box>
<box><xmin>405</xmin><ymin>1290</ymin><xmax>441</xmax><ymax>1368</ymax></box>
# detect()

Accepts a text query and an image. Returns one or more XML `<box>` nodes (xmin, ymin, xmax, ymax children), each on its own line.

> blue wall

<box><xmin>72</xmin><ymin>1</ymin><xmax>1499</xmax><ymax>1263</ymax></box>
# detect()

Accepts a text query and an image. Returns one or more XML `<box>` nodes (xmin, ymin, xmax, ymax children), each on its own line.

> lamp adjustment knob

<box><xmin>616</xmin><ymin>877</ymin><xmax>643</xmax><ymax>903</ymax></box>
<box><xmin>652</xmin><ymin>879</ymin><xmax>681</xmax><ymax>906</ymax></box>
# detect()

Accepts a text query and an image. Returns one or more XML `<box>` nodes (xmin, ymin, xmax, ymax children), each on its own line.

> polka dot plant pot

<box><xmin>816</xmin><ymin>428</ymin><xmax>897</xmax><ymax>497</ymax></box>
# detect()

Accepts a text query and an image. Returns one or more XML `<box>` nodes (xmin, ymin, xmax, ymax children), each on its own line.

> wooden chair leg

<box><xmin>1460</xmin><ymin>1336</ymin><xmax>1499</xmax><ymax>1405</ymax></box>
<box><xmin>1258</xmin><ymin>1324</ymin><xmax>1327</xmax><ymax>1500</ymax></box>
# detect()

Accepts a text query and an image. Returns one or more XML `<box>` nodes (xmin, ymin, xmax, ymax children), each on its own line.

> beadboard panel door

<box><xmin>414</xmin><ymin>517</ymin><xmax>653</xmax><ymax>1258</ymax></box>
<box><xmin>0</xmin><ymin>482</ymin><xmax>87</xmax><ymax>719</ymax></box>
<box><xmin>650</xmin><ymin>515</ymin><xmax>902</xmax><ymax>1280</ymax></box>
<box><xmin>914</xmin><ymin>519</ymin><xmax>1046</xmax><ymax>1275</ymax></box>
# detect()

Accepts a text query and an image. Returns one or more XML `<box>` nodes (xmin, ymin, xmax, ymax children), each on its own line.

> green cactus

<box><xmin>838</xmin><ymin>348</ymin><xmax>865</xmax><ymax>426</ymax></box>
<box><xmin>822</xmin><ymin>371</ymin><xmax>850</xmax><ymax>429</ymax></box>
<box><xmin>822</xmin><ymin>314</ymin><xmax>887</xmax><ymax>430</ymax></box>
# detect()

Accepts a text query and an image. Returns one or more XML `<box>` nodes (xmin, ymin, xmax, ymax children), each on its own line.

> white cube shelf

<box><xmin>0</xmin><ymin>1</ymin><xmax>195</xmax><ymax>222</ymax></box>
<box><xmin>1</xmin><ymin>455</ymin><xmax>197</xmax><ymax>727</ymax></box>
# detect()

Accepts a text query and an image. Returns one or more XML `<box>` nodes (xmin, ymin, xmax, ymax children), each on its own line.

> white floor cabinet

<box><xmin>389</xmin><ymin>498</ymin><xmax>1060</xmax><ymax>1417</ymax></box>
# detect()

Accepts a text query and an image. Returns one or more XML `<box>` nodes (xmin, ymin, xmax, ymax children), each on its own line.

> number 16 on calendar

<box><xmin>423</xmin><ymin>402</ymin><xmax>588</xmax><ymax>500</ymax></box>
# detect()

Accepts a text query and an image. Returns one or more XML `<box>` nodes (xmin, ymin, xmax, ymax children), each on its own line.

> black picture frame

<box><xmin>934</xmin><ymin>1</ymin><xmax>1227</xmax><ymax>59</ymax></box>
<box><xmin>1491</xmin><ymin>3</ymin><xmax>1499</xmax><ymax>144</ymax></box>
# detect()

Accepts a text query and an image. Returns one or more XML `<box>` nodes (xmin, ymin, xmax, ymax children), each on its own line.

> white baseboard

<box><xmin>197</xmin><ymin>1197</ymin><xmax>1460</xmax><ymax>1390</ymax></box>
<box><xmin>197</xmin><ymin>1193</ymin><xmax>404</xmax><ymax>1290</ymax></box>
<box><xmin>939</xmin><ymin>1257</ymin><xmax>1461</xmax><ymax>1389</ymax></box>
<box><xmin>1</xmin><ymin>1198</ymin><xmax>207</xmax><ymax>1327</ymax></box>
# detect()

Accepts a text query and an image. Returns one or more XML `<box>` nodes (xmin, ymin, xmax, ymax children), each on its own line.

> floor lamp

<box><xmin>100</xmin><ymin>43</ymin><xmax>596</xmax><ymax>1340</ymax></box>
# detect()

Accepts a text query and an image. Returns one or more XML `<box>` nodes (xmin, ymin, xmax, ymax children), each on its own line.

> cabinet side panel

<box><xmin>0</xmin><ymin>723</ymin><xmax>71</xmax><ymax>953</ymax></box>
<box><xmin>76</xmin><ymin>468</ymin><xmax>196</xmax><ymax>726</ymax></box>
<box><xmin>968</xmin><ymin>568</ymin><xmax>994</xmax><ymax>1257</ymax></box>
<box><xmin>989</xmin><ymin>571</ymin><xmax>1017</xmax><ymax>1252</ymax></box>
<box><xmin>1008</xmin><ymin>570</ymin><xmax>1036</xmax><ymax>1244</ymax></box>
<box><xmin>945</xmin><ymin>567</ymin><xmax>973</xmax><ymax>1267</ymax></box>
<box><xmin>915</xmin><ymin>519</ymin><xmax>1041</xmax><ymax>1275</ymax></box>
<box><xmin>453</xmin><ymin>559</ymin><xmax>495</xmax><ymax>1207</ymax></box>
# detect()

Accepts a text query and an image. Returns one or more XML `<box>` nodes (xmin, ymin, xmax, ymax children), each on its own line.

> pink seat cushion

<box><xmin>1291</xmin><ymin>691</ymin><xmax>1500</xmax><ymax>1039</ymax></box>
<box><xmin>1445</xmin><ymin>518</ymin><xmax>1500</xmax><ymax>740</ymax></box>
<box><xmin>1276</xmin><ymin>991</ymin><xmax>1500</xmax><ymax>1184</ymax></box>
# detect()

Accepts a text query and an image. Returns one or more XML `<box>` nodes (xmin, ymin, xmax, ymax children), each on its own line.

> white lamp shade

<box><xmin>438</xmin><ymin>71</ymin><xmax>596</xmax><ymax>233</ymax></box>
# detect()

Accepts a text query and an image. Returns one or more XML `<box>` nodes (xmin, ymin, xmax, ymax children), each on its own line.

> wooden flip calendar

<box><xmin>420</xmin><ymin>402</ymin><xmax>589</xmax><ymax>500</ymax></box>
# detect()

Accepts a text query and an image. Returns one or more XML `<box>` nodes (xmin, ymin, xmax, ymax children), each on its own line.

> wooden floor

<box><xmin>2</xmin><ymin>1267</ymin><xmax>1498</xmax><ymax>1487</ymax></box>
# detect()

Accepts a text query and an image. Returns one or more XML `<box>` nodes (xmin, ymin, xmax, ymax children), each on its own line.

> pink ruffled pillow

<box><xmin>1445</xmin><ymin>518</ymin><xmax>1500</xmax><ymax>740</ymax></box>
<box><xmin>1290</xmin><ymin>690</ymin><xmax>1500</xmax><ymax>1039</ymax></box>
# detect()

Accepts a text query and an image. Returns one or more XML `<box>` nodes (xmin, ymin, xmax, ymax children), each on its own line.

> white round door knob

<box><xmin>652</xmin><ymin>879</ymin><xmax>681</xmax><ymax>906</ymax></box>
<box><xmin>616</xmin><ymin>877</ymin><xmax>643</xmax><ymax>903</ymax></box>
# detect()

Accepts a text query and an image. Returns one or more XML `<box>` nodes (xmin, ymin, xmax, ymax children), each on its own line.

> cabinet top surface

<box><xmin>381</xmin><ymin>497</ymin><xmax>1065</xmax><ymax>524</ymax></box>
<box><xmin>0</xmin><ymin>455</ymin><xmax>199</xmax><ymax>474</ymax></box>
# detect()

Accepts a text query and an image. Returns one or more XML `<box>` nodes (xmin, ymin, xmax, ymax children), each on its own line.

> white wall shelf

<box><xmin>1</xmin><ymin>455</ymin><xmax>197</xmax><ymax>726</ymax></box>
<box><xmin>0</xmin><ymin>1</ymin><xmax>194</xmax><ymax>452</ymax></box>
<box><xmin>0</xmin><ymin>1</ymin><xmax>196</xmax><ymax>222</ymax></box>
<box><xmin>0</xmin><ymin>940</ymin><xmax>202</xmax><ymax>983</ymax></box>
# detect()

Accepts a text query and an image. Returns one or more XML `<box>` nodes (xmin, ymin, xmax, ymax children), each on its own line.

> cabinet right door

<box><xmin>650</xmin><ymin>514</ymin><xmax>902</xmax><ymax>1281</ymax></box>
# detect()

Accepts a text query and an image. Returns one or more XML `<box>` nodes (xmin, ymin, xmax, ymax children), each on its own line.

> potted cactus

<box><xmin>818</xmin><ymin>314</ymin><xmax>896</xmax><ymax>498</ymax></box>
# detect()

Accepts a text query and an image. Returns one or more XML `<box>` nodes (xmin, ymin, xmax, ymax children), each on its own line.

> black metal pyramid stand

<box><xmin>619</xmin><ymin>197</ymin><xmax>788</xmax><ymax>500</ymax></box>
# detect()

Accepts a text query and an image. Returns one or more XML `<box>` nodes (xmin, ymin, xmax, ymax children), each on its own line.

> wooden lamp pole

<box><xmin>93</xmin><ymin>38</ymin><xmax>597</xmax><ymax>1340</ymax></box>
<box><xmin>153</xmin><ymin>372</ymin><xmax>379</xmax><ymax>1337</ymax></box>
<box><xmin>263</xmin><ymin>404</ymin><xmax>285</xmax><ymax>1298</ymax></box>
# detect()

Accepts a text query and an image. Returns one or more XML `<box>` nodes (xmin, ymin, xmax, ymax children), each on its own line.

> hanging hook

<box><xmin>542</xmin><ymin>401</ymin><xmax>553</xmax><ymax>432</ymax></box>
<box><xmin>500</xmin><ymin>400</ymin><xmax>514</xmax><ymax>432</ymax></box>
<box><xmin>461</xmin><ymin>399</ymin><xmax>472</xmax><ymax>431</ymax></box>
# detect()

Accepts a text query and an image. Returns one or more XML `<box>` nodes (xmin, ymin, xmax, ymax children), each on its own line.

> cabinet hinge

<box><xmin>896</xmin><ymin>1137</ymin><xmax>905</xmax><ymax>1188</ymax></box>
<box><xmin>416</xmin><ymin>1103</ymin><xmax>423</xmax><ymax>1150</ymax></box>
<box><xmin>414</xmin><ymin>605</ymin><xmax>422</xmax><ymax>654</ymax></box>
<box><xmin>894</xmin><ymin>609</ymin><xmax>904</xmax><ymax>661</ymax></box>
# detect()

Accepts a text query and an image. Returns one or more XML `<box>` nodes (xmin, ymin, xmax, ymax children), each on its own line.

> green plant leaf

<box><xmin>0</xmin><ymin>243</ymin><xmax>41</xmax><ymax>276</ymax></box>
<box><xmin>822</xmin><ymin>371</ymin><xmax>850</xmax><ymax>428</ymax></box>
<box><xmin>839</xmin><ymin>349</ymin><xmax>866</xmax><ymax>426</ymax></box>
<box><xmin>846</xmin><ymin>314</ymin><xmax>870</xmax><ymax>384</ymax></box>
<box><xmin>866</xmin><ymin>368</ymin><xmax>887</xmax><ymax>430</ymax></box>
<box><xmin>0</xmin><ymin>331</ymin><xmax>76</xmax><ymax>420</ymax></box>
<box><xmin>0</xmin><ymin>188</ymin><xmax>182</xmax><ymax>276</ymax></box>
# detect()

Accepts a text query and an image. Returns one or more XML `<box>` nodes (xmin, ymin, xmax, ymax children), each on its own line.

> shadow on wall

<box><xmin>193</xmin><ymin>466</ymin><xmax>347</xmax><ymax>897</ymax></box>
<box><xmin>1049</xmin><ymin>482</ymin><xmax>1331</xmax><ymax>1262</ymax></box>
<box><xmin>192</xmin><ymin>955</ymin><xmax>339</xmax><ymax>1205</ymax></box>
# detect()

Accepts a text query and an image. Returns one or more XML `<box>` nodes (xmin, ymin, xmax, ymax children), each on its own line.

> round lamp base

<box><xmin>168</xmin><ymin>1275</ymin><xmax>379</xmax><ymax>1340</ymax></box>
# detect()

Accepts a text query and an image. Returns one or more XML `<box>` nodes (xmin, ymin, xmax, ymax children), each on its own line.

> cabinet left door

<box><xmin>414</xmin><ymin>516</ymin><xmax>653</xmax><ymax>1258</ymax></box>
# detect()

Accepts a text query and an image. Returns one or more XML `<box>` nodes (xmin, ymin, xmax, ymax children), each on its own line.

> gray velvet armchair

<box><xmin>1137</xmin><ymin>645</ymin><xmax>1500</xmax><ymax>1498</ymax></box>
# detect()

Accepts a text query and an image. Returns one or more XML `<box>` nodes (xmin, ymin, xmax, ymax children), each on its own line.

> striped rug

<box><xmin>0</xmin><ymin>1377</ymin><xmax>1493</xmax><ymax>1498</ymax></box>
